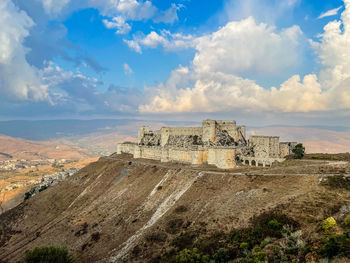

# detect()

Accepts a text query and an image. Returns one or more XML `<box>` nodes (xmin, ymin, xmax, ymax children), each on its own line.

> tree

<box><xmin>22</xmin><ymin>246</ymin><xmax>74</xmax><ymax>263</ymax></box>
<box><xmin>292</xmin><ymin>144</ymin><xmax>305</xmax><ymax>159</ymax></box>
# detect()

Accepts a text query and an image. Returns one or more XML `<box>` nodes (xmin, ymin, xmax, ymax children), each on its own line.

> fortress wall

<box><xmin>117</xmin><ymin>143</ymin><xmax>137</xmax><ymax>155</ymax></box>
<box><xmin>237</xmin><ymin>126</ymin><xmax>246</xmax><ymax>140</ymax></box>
<box><xmin>208</xmin><ymin>148</ymin><xmax>237</xmax><ymax>169</ymax></box>
<box><xmin>161</xmin><ymin>147</ymin><xmax>208</xmax><ymax>165</ymax></box>
<box><xmin>269</xmin><ymin>137</ymin><xmax>280</xmax><ymax>158</ymax></box>
<box><xmin>249</xmin><ymin>136</ymin><xmax>280</xmax><ymax>158</ymax></box>
<box><xmin>160</xmin><ymin>127</ymin><xmax>202</xmax><ymax>146</ymax></box>
<box><xmin>138</xmin><ymin>127</ymin><xmax>149</xmax><ymax>143</ymax></box>
<box><xmin>139</xmin><ymin>146</ymin><xmax>162</xmax><ymax>160</ymax></box>
<box><xmin>166</xmin><ymin>127</ymin><xmax>202</xmax><ymax>136</ymax></box>
<box><xmin>279</xmin><ymin>142</ymin><xmax>298</xmax><ymax>158</ymax></box>
<box><xmin>202</xmin><ymin>119</ymin><xmax>217</xmax><ymax>143</ymax></box>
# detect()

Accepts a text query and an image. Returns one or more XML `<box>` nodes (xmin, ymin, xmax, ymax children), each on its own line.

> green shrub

<box><xmin>172</xmin><ymin>232</ymin><xmax>196</xmax><ymax>250</ymax></box>
<box><xmin>267</xmin><ymin>219</ymin><xmax>282</xmax><ymax>231</ymax></box>
<box><xmin>292</xmin><ymin>144</ymin><xmax>305</xmax><ymax>159</ymax></box>
<box><xmin>195</xmin><ymin>232</ymin><xmax>226</xmax><ymax>256</ymax></box>
<box><xmin>24</xmin><ymin>192</ymin><xmax>32</xmax><ymax>200</ymax></box>
<box><xmin>344</xmin><ymin>216</ymin><xmax>350</xmax><ymax>228</ymax></box>
<box><xmin>176</xmin><ymin>248</ymin><xmax>210</xmax><ymax>263</ymax></box>
<box><xmin>320</xmin><ymin>233</ymin><xmax>350</xmax><ymax>259</ymax></box>
<box><xmin>321</xmin><ymin>217</ymin><xmax>337</xmax><ymax>232</ymax></box>
<box><xmin>252</xmin><ymin>251</ymin><xmax>267</xmax><ymax>263</ymax></box>
<box><xmin>22</xmin><ymin>246</ymin><xmax>74</xmax><ymax>263</ymax></box>
<box><xmin>213</xmin><ymin>248</ymin><xmax>229</xmax><ymax>263</ymax></box>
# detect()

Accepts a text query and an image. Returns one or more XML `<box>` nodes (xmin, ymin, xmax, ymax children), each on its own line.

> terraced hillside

<box><xmin>1</xmin><ymin>154</ymin><xmax>350</xmax><ymax>262</ymax></box>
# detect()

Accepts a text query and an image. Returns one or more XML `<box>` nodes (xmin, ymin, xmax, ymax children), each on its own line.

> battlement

<box><xmin>117</xmin><ymin>119</ymin><xmax>297</xmax><ymax>169</ymax></box>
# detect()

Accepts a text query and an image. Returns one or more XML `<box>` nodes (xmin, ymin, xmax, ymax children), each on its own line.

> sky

<box><xmin>0</xmin><ymin>0</ymin><xmax>350</xmax><ymax>126</ymax></box>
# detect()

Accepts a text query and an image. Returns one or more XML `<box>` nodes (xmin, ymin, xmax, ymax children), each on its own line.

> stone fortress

<box><xmin>117</xmin><ymin>119</ymin><xmax>297</xmax><ymax>169</ymax></box>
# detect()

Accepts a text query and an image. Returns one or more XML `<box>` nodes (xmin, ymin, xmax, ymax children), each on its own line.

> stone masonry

<box><xmin>117</xmin><ymin>119</ymin><xmax>297</xmax><ymax>169</ymax></box>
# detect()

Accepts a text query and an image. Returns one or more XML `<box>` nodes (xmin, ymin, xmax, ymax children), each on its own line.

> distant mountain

<box><xmin>0</xmin><ymin>119</ymin><xmax>199</xmax><ymax>141</ymax></box>
<box><xmin>0</xmin><ymin>120</ymin><xmax>348</xmax><ymax>154</ymax></box>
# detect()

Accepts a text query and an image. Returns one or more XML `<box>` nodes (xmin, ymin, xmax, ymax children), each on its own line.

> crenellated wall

<box><xmin>208</xmin><ymin>148</ymin><xmax>237</xmax><ymax>169</ymax></box>
<box><xmin>118</xmin><ymin>119</ymin><xmax>297</xmax><ymax>169</ymax></box>
<box><xmin>249</xmin><ymin>136</ymin><xmax>280</xmax><ymax>158</ymax></box>
<box><xmin>279</xmin><ymin>142</ymin><xmax>298</xmax><ymax>158</ymax></box>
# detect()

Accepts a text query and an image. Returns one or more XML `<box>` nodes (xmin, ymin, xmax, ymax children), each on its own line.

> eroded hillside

<box><xmin>1</xmin><ymin>154</ymin><xmax>350</xmax><ymax>262</ymax></box>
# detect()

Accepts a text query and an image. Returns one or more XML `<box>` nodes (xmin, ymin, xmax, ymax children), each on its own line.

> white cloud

<box><xmin>123</xmin><ymin>39</ymin><xmax>142</xmax><ymax>53</ymax></box>
<box><xmin>37</xmin><ymin>0</ymin><xmax>71</xmax><ymax>14</ymax></box>
<box><xmin>124</xmin><ymin>30</ymin><xmax>194</xmax><ymax>53</ymax></box>
<box><xmin>140</xmin><ymin>1</ymin><xmax>350</xmax><ymax>114</ymax></box>
<box><xmin>123</xmin><ymin>63</ymin><xmax>133</xmax><ymax>75</ymax></box>
<box><xmin>89</xmin><ymin>0</ymin><xmax>156</xmax><ymax>20</ymax></box>
<box><xmin>154</xmin><ymin>3</ymin><xmax>183</xmax><ymax>24</ymax></box>
<box><xmin>318</xmin><ymin>6</ymin><xmax>343</xmax><ymax>19</ymax></box>
<box><xmin>103</xmin><ymin>16</ymin><xmax>131</xmax><ymax>34</ymax></box>
<box><xmin>193</xmin><ymin>17</ymin><xmax>303</xmax><ymax>75</ymax></box>
<box><xmin>140</xmin><ymin>70</ymin><xmax>328</xmax><ymax>114</ymax></box>
<box><xmin>0</xmin><ymin>0</ymin><xmax>49</xmax><ymax>101</ymax></box>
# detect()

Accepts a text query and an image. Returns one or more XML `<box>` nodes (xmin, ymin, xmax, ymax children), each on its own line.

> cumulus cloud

<box><xmin>103</xmin><ymin>16</ymin><xmax>131</xmax><ymax>34</ymax></box>
<box><xmin>140</xmin><ymin>1</ymin><xmax>350</xmax><ymax>114</ymax></box>
<box><xmin>318</xmin><ymin>6</ymin><xmax>343</xmax><ymax>19</ymax></box>
<box><xmin>193</xmin><ymin>17</ymin><xmax>303</xmax><ymax>75</ymax></box>
<box><xmin>124</xmin><ymin>30</ymin><xmax>194</xmax><ymax>53</ymax></box>
<box><xmin>0</xmin><ymin>0</ymin><xmax>49</xmax><ymax>101</ymax></box>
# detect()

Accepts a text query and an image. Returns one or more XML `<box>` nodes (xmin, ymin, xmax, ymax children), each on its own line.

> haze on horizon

<box><xmin>0</xmin><ymin>0</ymin><xmax>350</xmax><ymax>127</ymax></box>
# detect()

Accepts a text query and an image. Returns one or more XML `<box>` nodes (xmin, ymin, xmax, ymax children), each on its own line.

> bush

<box><xmin>166</xmin><ymin>218</ymin><xmax>184</xmax><ymax>234</ymax></box>
<box><xmin>22</xmin><ymin>246</ymin><xmax>74</xmax><ymax>263</ymax></box>
<box><xmin>176</xmin><ymin>248</ymin><xmax>209</xmax><ymax>263</ymax></box>
<box><xmin>146</xmin><ymin>232</ymin><xmax>167</xmax><ymax>243</ymax></box>
<box><xmin>39</xmin><ymin>185</ymin><xmax>48</xmax><ymax>192</ymax></box>
<box><xmin>344</xmin><ymin>216</ymin><xmax>350</xmax><ymax>228</ymax></box>
<box><xmin>267</xmin><ymin>219</ymin><xmax>282</xmax><ymax>232</ymax></box>
<box><xmin>322</xmin><ymin>176</ymin><xmax>350</xmax><ymax>190</ymax></box>
<box><xmin>320</xmin><ymin>233</ymin><xmax>350</xmax><ymax>259</ymax></box>
<box><xmin>214</xmin><ymin>248</ymin><xmax>229</xmax><ymax>263</ymax></box>
<box><xmin>172</xmin><ymin>232</ymin><xmax>195</xmax><ymax>250</ymax></box>
<box><xmin>321</xmin><ymin>217</ymin><xmax>337</xmax><ymax>232</ymax></box>
<box><xmin>292</xmin><ymin>144</ymin><xmax>305</xmax><ymax>159</ymax></box>
<box><xmin>252</xmin><ymin>251</ymin><xmax>267</xmax><ymax>263</ymax></box>
<box><xmin>195</xmin><ymin>232</ymin><xmax>226</xmax><ymax>256</ymax></box>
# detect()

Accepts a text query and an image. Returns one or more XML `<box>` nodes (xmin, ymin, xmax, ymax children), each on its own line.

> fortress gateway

<box><xmin>117</xmin><ymin>119</ymin><xmax>297</xmax><ymax>169</ymax></box>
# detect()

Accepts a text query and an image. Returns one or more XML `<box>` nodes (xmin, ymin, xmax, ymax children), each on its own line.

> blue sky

<box><xmin>0</xmin><ymin>0</ymin><xmax>349</xmax><ymax>126</ymax></box>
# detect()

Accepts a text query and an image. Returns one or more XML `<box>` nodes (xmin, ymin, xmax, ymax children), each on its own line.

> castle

<box><xmin>117</xmin><ymin>119</ymin><xmax>297</xmax><ymax>169</ymax></box>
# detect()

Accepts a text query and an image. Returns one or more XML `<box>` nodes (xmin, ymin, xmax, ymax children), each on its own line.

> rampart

<box><xmin>117</xmin><ymin>119</ymin><xmax>297</xmax><ymax>169</ymax></box>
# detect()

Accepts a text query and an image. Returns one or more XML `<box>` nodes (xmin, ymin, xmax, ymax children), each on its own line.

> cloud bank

<box><xmin>139</xmin><ymin>1</ymin><xmax>350</xmax><ymax>114</ymax></box>
<box><xmin>0</xmin><ymin>0</ymin><xmax>48</xmax><ymax>102</ymax></box>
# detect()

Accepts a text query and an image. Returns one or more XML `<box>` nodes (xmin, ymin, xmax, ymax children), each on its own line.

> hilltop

<box><xmin>1</xmin><ymin>154</ymin><xmax>350</xmax><ymax>262</ymax></box>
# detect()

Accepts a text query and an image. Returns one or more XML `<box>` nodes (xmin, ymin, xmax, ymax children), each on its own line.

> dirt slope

<box><xmin>1</xmin><ymin>155</ymin><xmax>350</xmax><ymax>262</ymax></box>
<box><xmin>0</xmin><ymin>135</ymin><xmax>94</xmax><ymax>160</ymax></box>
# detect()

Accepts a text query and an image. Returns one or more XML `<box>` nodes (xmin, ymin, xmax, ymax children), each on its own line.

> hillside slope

<box><xmin>0</xmin><ymin>135</ymin><xmax>94</xmax><ymax>160</ymax></box>
<box><xmin>1</xmin><ymin>155</ymin><xmax>350</xmax><ymax>262</ymax></box>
